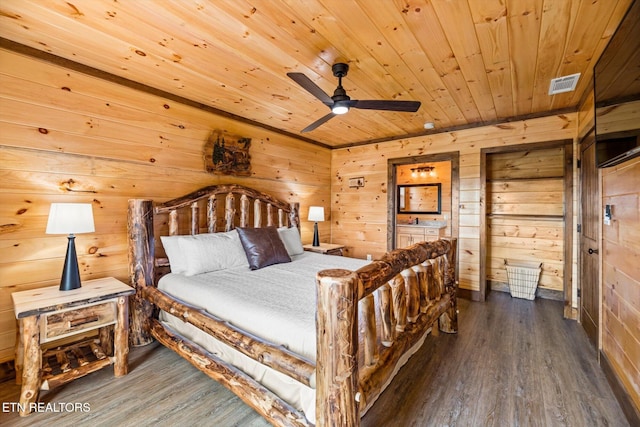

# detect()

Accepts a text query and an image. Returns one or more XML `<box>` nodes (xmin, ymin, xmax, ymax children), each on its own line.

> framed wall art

<box><xmin>204</xmin><ymin>130</ymin><xmax>251</xmax><ymax>176</ymax></box>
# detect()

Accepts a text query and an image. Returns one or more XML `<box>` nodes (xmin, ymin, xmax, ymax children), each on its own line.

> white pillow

<box><xmin>161</xmin><ymin>230</ymin><xmax>249</xmax><ymax>275</ymax></box>
<box><xmin>278</xmin><ymin>226</ymin><xmax>305</xmax><ymax>256</ymax></box>
<box><xmin>160</xmin><ymin>235</ymin><xmax>188</xmax><ymax>274</ymax></box>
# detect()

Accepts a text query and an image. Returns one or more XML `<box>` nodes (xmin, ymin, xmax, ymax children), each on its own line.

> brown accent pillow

<box><xmin>236</xmin><ymin>226</ymin><xmax>291</xmax><ymax>270</ymax></box>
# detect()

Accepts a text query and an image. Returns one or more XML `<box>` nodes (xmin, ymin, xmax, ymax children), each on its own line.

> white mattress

<box><xmin>158</xmin><ymin>251</ymin><xmax>369</xmax><ymax>423</ymax></box>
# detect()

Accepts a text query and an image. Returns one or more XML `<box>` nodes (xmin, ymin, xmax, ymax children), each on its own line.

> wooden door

<box><xmin>580</xmin><ymin>132</ymin><xmax>599</xmax><ymax>349</ymax></box>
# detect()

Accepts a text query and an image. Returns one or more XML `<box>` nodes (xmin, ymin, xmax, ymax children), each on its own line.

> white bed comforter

<box><xmin>158</xmin><ymin>251</ymin><xmax>368</xmax><ymax>361</ymax></box>
<box><xmin>157</xmin><ymin>251</ymin><xmax>369</xmax><ymax>422</ymax></box>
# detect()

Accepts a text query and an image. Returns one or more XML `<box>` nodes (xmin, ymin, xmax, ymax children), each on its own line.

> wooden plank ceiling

<box><xmin>0</xmin><ymin>0</ymin><xmax>633</xmax><ymax>148</ymax></box>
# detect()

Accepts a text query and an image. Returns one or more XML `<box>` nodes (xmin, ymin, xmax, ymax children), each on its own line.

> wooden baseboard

<box><xmin>457</xmin><ymin>288</ymin><xmax>481</xmax><ymax>301</ymax></box>
<box><xmin>489</xmin><ymin>281</ymin><xmax>563</xmax><ymax>301</ymax></box>
<box><xmin>0</xmin><ymin>360</ymin><xmax>15</xmax><ymax>384</ymax></box>
<box><xmin>600</xmin><ymin>350</ymin><xmax>640</xmax><ymax>426</ymax></box>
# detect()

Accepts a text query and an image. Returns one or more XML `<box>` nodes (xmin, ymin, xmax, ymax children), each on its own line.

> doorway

<box><xmin>387</xmin><ymin>152</ymin><xmax>460</xmax><ymax>270</ymax></box>
<box><xmin>480</xmin><ymin>140</ymin><xmax>573</xmax><ymax>313</ymax></box>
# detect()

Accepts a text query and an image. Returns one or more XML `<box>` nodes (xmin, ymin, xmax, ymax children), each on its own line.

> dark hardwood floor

<box><xmin>0</xmin><ymin>292</ymin><xmax>628</xmax><ymax>426</ymax></box>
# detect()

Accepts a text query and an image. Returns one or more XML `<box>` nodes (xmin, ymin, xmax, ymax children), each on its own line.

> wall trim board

<box><xmin>600</xmin><ymin>350</ymin><xmax>640</xmax><ymax>426</ymax></box>
<box><xmin>0</xmin><ymin>360</ymin><xmax>15</xmax><ymax>384</ymax></box>
<box><xmin>457</xmin><ymin>288</ymin><xmax>481</xmax><ymax>302</ymax></box>
<box><xmin>480</xmin><ymin>138</ymin><xmax>573</xmax><ymax>155</ymax></box>
<box><xmin>489</xmin><ymin>281</ymin><xmax>563</xmax><ymax>301</ymax></box>
<box><xmin>337</xmin><ymin>109</ymin><xmax>577</xmax><ymax>149</ymax></box>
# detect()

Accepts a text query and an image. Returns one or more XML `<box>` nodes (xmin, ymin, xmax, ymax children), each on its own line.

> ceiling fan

<box><xmin>286</xmin><ymin>63</ymin><xmax>421</xmax><ymax>132</ymax></box>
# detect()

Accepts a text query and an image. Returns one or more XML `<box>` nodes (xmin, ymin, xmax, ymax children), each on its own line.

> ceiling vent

<box><xmin>548</xmin><ymin>73</ymin><xmax>581</xmax><ymax>95</ymax></box>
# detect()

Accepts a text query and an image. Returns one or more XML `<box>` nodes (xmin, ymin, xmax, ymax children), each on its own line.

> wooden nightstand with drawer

<box><xmin>12</xmin><ymin>277</ymin><xmax>135</xmax><ymax>416</ymax></box>
<box><xmin>303</xmin><ymin>243</ymin><xmax>346</xmax><ymax>256</ymax></box>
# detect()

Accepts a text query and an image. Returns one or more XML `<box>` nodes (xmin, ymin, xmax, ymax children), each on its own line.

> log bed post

<box><xmin>225</xmin><ymin>193</ymin><xmax>235</xmax><ymax>231</ymax></box>
<box><xmin>240</xmin><ymin>194</ymin><xmax>250</xmax><ymax>227</ymax></box>
<box><xmin>127</xmin><ymin>199</ymin><xmax>155</xmax><ymax>346</ymax></box>
<box><xmin>267</xmin><ymin>204</ymin><xmax>274</xmax><ymax>226</ymax></box>
<box><xmin>362</xmin><ymin>294</ymin><xmax>377</xmax><ymax>367</ymax></box>
<box><xmin>207</xmin><ymin>196</ymin><xmax>217</xmax><ymax>233</ymax></box>
<box><xmin>289</xmin><ymin>203</ymin><xmax>300</xmax><ymax>230</ymax></box>
<box><xmin>439</xmin><ymin>239</ymin><xmax>459</xmax><ymax>334</ymax></box>
<box><xmin>401</xmin><ymin>268</ymin><xmax>420</xmax><ymax>323</ymax></box>
<box><xmin>378</xmin><ymin>284</ymin><xmax>394</xmax><ymax>347</ymax></box>
<box><xmin>389</xmin><ymin>275</ymin><xmax>406</xmax><ymax>332</ymax></box>
<box><xmin>316</xmin><ymin>269</ymin><xmax>360</xmax><ymax>427</ymax></box>
<box><xmin>190</xmin><ymin>202</ymin><xmax>199</xmax><ymax>235</ymax></box>
<box><xmin>169</xmin><ymin>210</ymin><xmax>178</xmax><ymax>236</ymax></box>
<box><xmin>254</xmin><ymin>199</ymin><xmax>262</xmax><ymax>227</ymax></box>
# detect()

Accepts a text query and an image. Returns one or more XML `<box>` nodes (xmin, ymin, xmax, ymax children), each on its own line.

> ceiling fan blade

<box><xmin>301</xmin><ymin>112</ymin><xmax>336</xmax><ymax>133</ymax></box>
<box><xmin>286</xmin><ymin>72</ymin><xmax>334</xmax><ymax>106</ymax></box>
<box><xmin>351</xmin><ymin>99</ymin><xmax>421</xmax><ymax>112</ymax></box>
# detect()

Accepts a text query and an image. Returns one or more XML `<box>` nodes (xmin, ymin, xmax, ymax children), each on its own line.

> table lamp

<box><xmin>46</xmin><ymin>203</ymin><xmax>95</xmax><ymax>291</ymax></box>
<box><xmin>308</xmin><ymin>206</ymin><xmax>325</xmax><ymax>247</ymax></box>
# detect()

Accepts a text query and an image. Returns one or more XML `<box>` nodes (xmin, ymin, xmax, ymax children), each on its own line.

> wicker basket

<box><xmin>504</xmin><ymin>260</ymin><xmax>542</xmax><ymax>300</ymax></box>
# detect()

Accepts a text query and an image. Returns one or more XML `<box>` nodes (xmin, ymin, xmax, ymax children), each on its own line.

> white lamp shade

<box><xmin>46</xmin><ymin>203</ymin><xmax>95</xmax><ymax>234</ymax></box>
<box><xmin>308</xmin><ymin>206</ymin><xmax>325</xmax><ymax>222</ymax></box>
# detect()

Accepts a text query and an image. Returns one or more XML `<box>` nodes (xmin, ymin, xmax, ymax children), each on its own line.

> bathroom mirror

<box><xmin>397</xmin><ymin>183</ymin><xmax>441</xmax><ymax>214</ymax></box>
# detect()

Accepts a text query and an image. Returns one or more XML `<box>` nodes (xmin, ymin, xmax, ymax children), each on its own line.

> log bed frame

<box><xmin>127</xmin><ymin>184</ymin><xmax>458</xmax><ymax>427</ymax></box>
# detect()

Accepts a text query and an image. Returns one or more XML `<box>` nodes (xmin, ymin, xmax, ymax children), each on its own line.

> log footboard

<box><xmin>316</xmin><ymin>238</ymin><xmax>457</xmax><ymax>427</ymax></box>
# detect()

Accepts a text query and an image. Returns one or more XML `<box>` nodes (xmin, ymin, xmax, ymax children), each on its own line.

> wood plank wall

<box><xmin>578</xmin><ymin>92</ymin><xmax>640</xmax><ymax>410</ymax></box>
<box><xmin>602</xmin><ymin>156</ymin><xmax>640</xmax><ymax>410</ymax></box>
<box><xmin>0</xmin><ymin>49</ymin><xmax>331</xmax><ymax>363</ymax></box>
<box><xmin>486</xmin><ymin>147</ymin><xmax>566</xmax><ymax>293</ymax></box>
<box><xmin>331</xmin><ymin>115</ymin><xmax>577</xmax><ymax>296</ymax></box>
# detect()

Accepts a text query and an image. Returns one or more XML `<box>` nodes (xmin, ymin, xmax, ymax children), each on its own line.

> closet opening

<box><xmin>480</xmin><ymin>140</ymin><xmax>573</xmax><ymax>314</ymax></box>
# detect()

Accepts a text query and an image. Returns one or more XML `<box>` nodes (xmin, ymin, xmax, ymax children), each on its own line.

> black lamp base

<box><xmin>312</xmin><ymin>222</ymin><xmax>320</xmax><ymax>246</ymax></box>
<box><xmin>60</xmin><ymin>235</ymin><xmax>82</xmax><ymax>291</ymax></box>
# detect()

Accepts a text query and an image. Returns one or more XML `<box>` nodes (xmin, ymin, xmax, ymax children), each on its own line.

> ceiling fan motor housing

<box><xmin>331</xmin><ymin>63</ymin><xmax>350</xmax><ymax>102</ymax></box>
<box><xmin>332</xmin><ymin>62</ymin><xmax>349</xmax><ymax>78</ymax></box>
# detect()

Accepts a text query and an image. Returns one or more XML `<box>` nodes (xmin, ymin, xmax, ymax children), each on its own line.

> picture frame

<box><xmin>204</xmin><ymin>130</ymin><xmax>251</xmax><ymax>176</ymax></box>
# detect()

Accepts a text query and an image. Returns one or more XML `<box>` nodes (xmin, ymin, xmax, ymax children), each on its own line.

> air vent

<box><xmin>548</xmin><ymin>73</ymin><xmax>581</xmax><ymax>95</ymax></box>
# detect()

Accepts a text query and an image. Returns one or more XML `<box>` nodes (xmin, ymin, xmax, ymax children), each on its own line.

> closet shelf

<box><xmin>486</xmin><ymin>214</ymin><xmax>564</xmax><ymax>220</ymax></box>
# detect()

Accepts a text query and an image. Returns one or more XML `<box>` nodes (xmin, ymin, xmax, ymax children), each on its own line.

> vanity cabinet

<box><xmin>396</xmin><ymin>225</ymin><xmax>445</xmax><ymax>248</ymax></box>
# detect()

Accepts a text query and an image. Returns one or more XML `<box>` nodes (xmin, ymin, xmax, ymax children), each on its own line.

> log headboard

<box><xmin>155</xmin><ymin>184</ymin><xmax>299</xmax><ymax>234</ymax></box>
<box><xmin>134</xmin><ymin>184</ymin><xmax>299</xmax><ymax>267</ymax></box>
<box><xmin>127</xmin><ymin>184</ymin><xmax>300</xmax><ymax>344</ymax></box>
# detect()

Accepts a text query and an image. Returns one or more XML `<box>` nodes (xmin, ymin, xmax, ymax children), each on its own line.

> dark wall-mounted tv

<box><xmin>594</xmin><ymin>1</ymin><xmax>640</xmax><ymax>168</ymax></box>
<box><xmin>596</xmin><ymin>135</ymin><xmax>640</xmax><ymax>168</ymax></box>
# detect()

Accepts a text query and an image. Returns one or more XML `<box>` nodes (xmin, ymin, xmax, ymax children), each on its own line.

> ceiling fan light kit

<box><xmin>287</xmin><ymin>62</ymin><xmax>421</xmax><ymax>132</ymax></box>
<box><xmin>332</xmin><ymin>102</ymin><xmax>350</xmax><ymax>115</ymax></box>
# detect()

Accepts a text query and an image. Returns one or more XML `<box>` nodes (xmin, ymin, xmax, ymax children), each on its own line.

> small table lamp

<box><xmin>308</xmin><ymin>206</ymin><xmax>325</xmax><ymax>247</ymax></box>
<box><xmin>46</xmin><ymin>203</ymin><xmax>95</xmax><ymax>291</ymax></box>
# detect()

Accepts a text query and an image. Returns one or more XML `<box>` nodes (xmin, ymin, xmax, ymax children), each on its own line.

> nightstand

<box><xmin>303</xmin><ymin>243</ymin><xmax>345</xmax><ymax>256</ymax></box>
<box><xmin>12</xmin><ymin>277</ymin><xmax>135</xmax><ymax>416</ymax></box>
